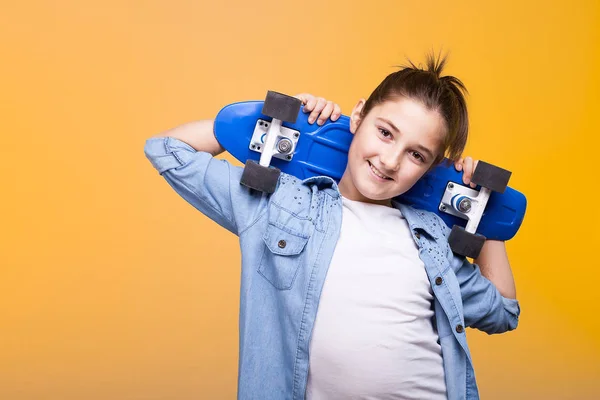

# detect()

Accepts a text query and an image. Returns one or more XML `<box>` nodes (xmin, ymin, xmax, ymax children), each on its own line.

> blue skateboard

<box><xmin>214</xmin><ymin>91</ymin><xmax>527</xmax><ymax>258</ymax></box>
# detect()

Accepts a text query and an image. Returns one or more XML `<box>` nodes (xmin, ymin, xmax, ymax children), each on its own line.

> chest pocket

<box><xmin>258</xmin><ymin>223</ymin><xmax>309</xmax><ymax>290</ymax></box>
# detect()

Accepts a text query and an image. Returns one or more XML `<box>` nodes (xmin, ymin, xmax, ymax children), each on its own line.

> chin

<box><xmin>354</xmin><ymin>164</ymin><xmax>392</xmax><ymax>199</ymax></box>
<box><xmin>353</xmin><ymin>182</ymin><xmax>394</xmax><ymax>202</ymax></box>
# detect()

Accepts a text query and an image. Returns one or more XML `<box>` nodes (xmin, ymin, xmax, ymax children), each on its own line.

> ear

<box><xmin>349</xmin><ymin>98</ymin><xmax>366</xmax><ymax>134</ymax></box>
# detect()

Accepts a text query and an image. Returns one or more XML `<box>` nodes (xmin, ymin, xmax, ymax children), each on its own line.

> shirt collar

<box><xmin>301</xmin><ymin>175</ymin><xmax>440</xmax><ymax>240</ymax></box>
<box><xmin>301</xmin><ymin>175</ymin><xmax>341</xmax><ymax>198</ymax></box>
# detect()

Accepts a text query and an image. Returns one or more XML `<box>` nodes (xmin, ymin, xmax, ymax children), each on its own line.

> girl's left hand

<box><xmin>455</xmin><ymin>156</ymin><xmax>479</xmax><ymax>188</ymax></box>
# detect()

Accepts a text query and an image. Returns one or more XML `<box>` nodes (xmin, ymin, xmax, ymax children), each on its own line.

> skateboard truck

<box><xmin>249</xmin><ymin>120</ymin><xmax>300</xmax><ymax>162</ymax></box>
<box><xmin>240</xmin><ymin>90</ymin><xmax>302</xmax><ymax>193</ymax></box>
<box><xmin>441</xmin><ymin>161</ymin><xmax>512</xmax><ymax>259</ymax></box>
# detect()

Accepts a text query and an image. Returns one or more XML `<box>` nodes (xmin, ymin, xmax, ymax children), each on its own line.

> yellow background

<box><xmin>1</xmin><ymin>0</ymin><xmax>598</xmax><ymax>398</ymax></box>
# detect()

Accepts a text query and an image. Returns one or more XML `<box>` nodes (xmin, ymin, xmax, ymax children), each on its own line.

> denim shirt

<box><xmin>144</xmin><ymin>136</ymin><xmax>521</xmax><ymax>400</ymax></box>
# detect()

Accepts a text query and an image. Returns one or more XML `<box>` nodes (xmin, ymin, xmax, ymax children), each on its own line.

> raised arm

<box><xmin>474</xmin><ymin>240</ymin><xmax>516</xmax><ymax>299</ymax></box>
<box><xmin>144</xmin><ymin>95</ymin><xmax>341</xmax><ymax>235</ymax></box>
<box><xmin>150</xmin><ymin>119</ymin><xmax>224</xmax><ymax>155</ymax></box>
<box><xmin>455</xmin><ymin>156</ymin><xmax>517</xmax><ymax>299</ymax></box>
<box><xmin>441</xmin><ymin>157</ymin><xmax>520</xmax><ymax>334</ymax></box>
<box><xmin>144</xmin><ymin>120</ymin><xmax>268</xmax><ymax>236</ymax></box>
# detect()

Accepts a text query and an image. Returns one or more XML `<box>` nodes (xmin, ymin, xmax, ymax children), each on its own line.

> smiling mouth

<box><xmin>368</xmin><ymin>161</ymin><xmax>393</xmax><ymax>180</ymax></box>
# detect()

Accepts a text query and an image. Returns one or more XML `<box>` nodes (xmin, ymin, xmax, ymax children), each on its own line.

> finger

<box><xmin>455</xmin><ymin>157</ymin><xmax>464</xmax><ymax>171</ymax></box>
<box><xmin>463</xmin><ymin>156</ymin><xmax>473</xmax><ymax>185</ymax></box>
<box><xmin>317</xmin><ymin>101</ymin><xmax>335</xmax><ymax>125</ymax></box>
<box><xmin>305</xmin><ymin>95</ymin><xmax>318</xmax><ymax>113</ymax></box>
<box><xmin>309</xmin><ymin>97</ymin><xmax>327</xmax><ymax>124</ymax></box>
<box><xmin>293</xmin><ymin>93</ymin><xmax>307</xmax><ymax>103</ymax></box>
<box><xmin>331</xmin><ymin>103</ymin><xmax>342</xmax><ymax>121</ymax></box>
<box><xmin>470</xmin><ymin>160</ymin><xmax>479</xmax><ymax>188</ymax></box>
<box><xmin>294</xmin><ymin>94</ymin><xmax>309</xmax><ymax>111</ymax></box>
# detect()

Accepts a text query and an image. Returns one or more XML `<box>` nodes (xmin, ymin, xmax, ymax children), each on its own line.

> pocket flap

<box><xmin>263</xmin><ymin>225</ymin><xmax>309</xmax><ymax>256</ymax></box>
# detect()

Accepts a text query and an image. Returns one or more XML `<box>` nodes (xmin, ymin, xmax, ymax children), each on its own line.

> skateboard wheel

<box><xmin>448</xmin><ymin>225</ymin><xmax>486</xmax><ymax>259</ymax></box>
<box><xmin>240</xmin><ymin>159</ymin><xmax>280</xmax><ymax>194</ymax></box>
<box><xmin>471</xmin><ymin>161</ymin><xmax>512</xmax><ymax>193</ymax></box>
<box><xmin>262</xmin><ymin>91</ymin><xmax>302</xmax><ymax>124</ymax></box>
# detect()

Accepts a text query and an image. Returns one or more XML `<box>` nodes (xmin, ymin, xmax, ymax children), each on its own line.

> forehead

<box><xmin>372</xmin><ymin>97</ymin><xmax>446</xmax><ymax>144</ymax></box>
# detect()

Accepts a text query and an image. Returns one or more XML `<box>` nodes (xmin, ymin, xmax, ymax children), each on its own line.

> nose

<box><xmin>380</xmin><ymin>149</ymin><xmax>403</xmax><ymax>173</ymax></box>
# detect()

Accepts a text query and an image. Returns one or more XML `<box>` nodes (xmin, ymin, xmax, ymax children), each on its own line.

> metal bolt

<box><xmin>277</xmin><ymin>138</ymin><xmax>293</xmax><ymax>154</ymax></box>
<box><xmin>440</xmin><ymin>205</ymin><xmax>447</xmax><ymax>211</ymax></box>
<box><xmin>448</xmin><ymin>183</ymin><xmax>454</xmax><ymax>189</ymax></box>
<box><xmin>458</xmin><ymin>198</ymin><xmax>472</xmax><ymax>213</ymax></box>
<box><xmin>294</xmin><ymin>132</ymin><xmax>299</xmax><ymax>138</ymax></box>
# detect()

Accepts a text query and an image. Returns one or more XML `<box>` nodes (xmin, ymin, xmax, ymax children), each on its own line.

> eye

<box><xmin>411</xmin><ymin>151</ymin><xmax>425</xmax><ymax>162</ymax></box>
<box><xmin>378</xmin><ymin>128</ymin><xmax>392</xmax><ymax>138</ymax></box>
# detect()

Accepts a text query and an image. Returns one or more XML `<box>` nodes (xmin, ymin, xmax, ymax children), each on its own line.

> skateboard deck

<box><xmin>214</xmin><ymin>100</ymin><xmax>527</xmax><ymax>241</ymax></box>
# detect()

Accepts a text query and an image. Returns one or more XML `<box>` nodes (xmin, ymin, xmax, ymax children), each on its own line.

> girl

<box><xmin>144</xmin><ymin>53</ymin><xmax>520</xmax><ymax>400</ymax></box>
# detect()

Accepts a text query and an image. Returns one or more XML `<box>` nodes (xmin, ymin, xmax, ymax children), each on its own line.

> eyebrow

<box><xmin>376</xmin><ymin>117</ymin><xmax>435</xmax><ymax>159</ymax></box>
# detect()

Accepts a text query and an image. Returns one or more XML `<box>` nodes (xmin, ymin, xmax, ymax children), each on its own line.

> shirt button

<box><xmin>456</xmin><ymin>324</ymin><xmax>464</xmax><ymax>333</ymax></box>
<box><xmin>278</xmin><ymin>240</ymin><xmax>286</xmax><ymax>248</ymax></box>
<box><xmin>435</xmin><ymin>277</ymin><xmax>443</xmax><ymax>285</ymax></box>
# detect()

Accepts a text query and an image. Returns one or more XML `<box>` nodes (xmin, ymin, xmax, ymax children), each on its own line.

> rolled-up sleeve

<box><xmin>433</xmin><ymin>213</ymin><xmax>521</xmax><ymax>335</ymax></box>
<box><xmin>452</xmin><ymin>256</ymin><xmax>520</xmax><ymax>334</ymax></box>
<box><xmin>144</xmin><ymin>136</ymin><xmax>268</xmax><ymax>236</ymax></box>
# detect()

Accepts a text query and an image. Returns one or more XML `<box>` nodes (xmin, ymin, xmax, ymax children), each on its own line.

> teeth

<box><xmin>369</xmin><ymin>162</ymin><xmax>390</xmax><ymax>180</ymax></box>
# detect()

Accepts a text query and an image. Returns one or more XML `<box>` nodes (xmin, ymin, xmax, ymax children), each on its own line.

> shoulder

<box><xmin>422</xmin><ymin>208</ymin><xmax>451</xmax><ymax>239</ymax></box>
<box><xmin>270</xmin><ymin>172</ymin><xmax>334</xmax><ymax>212</ymax></box>
<box><xmin>408</xmin><ymin>206</ymin><xmax>471</xmax><ymax>270</ymax></box>
<box><xmin>271</xmin><ymin>172</ymin><xmax>313</xmax><ymax>211</ymax></box>
<box><xmin>267</xmin><ymin>172</ymin><xmax>326</xmax><ymax>237</ymax></box>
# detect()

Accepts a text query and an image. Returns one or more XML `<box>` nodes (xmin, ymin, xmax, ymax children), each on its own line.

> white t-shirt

<box><xmin>305</xmin><ymin>196</ymin><xmax>447</xmax><ymax>399</ymax></box>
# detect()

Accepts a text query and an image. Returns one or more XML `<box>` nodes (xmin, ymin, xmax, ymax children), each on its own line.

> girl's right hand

<box><xmin>293</xmin><ymin>93</ymin><xmax>342</xmax><ymax>126</ymax></box>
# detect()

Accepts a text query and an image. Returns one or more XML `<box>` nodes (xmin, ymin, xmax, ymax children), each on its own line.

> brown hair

<box><xmin>359</xmin><ymin>51</ymin><xmax>468</xmax><ymax>168</ymax></box>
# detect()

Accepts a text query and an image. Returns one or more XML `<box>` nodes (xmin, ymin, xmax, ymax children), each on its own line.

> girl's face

<box><xmin>338</xmin><ymin>96</ymin><xmax>447</xmax><ymax>206</ymax></box>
